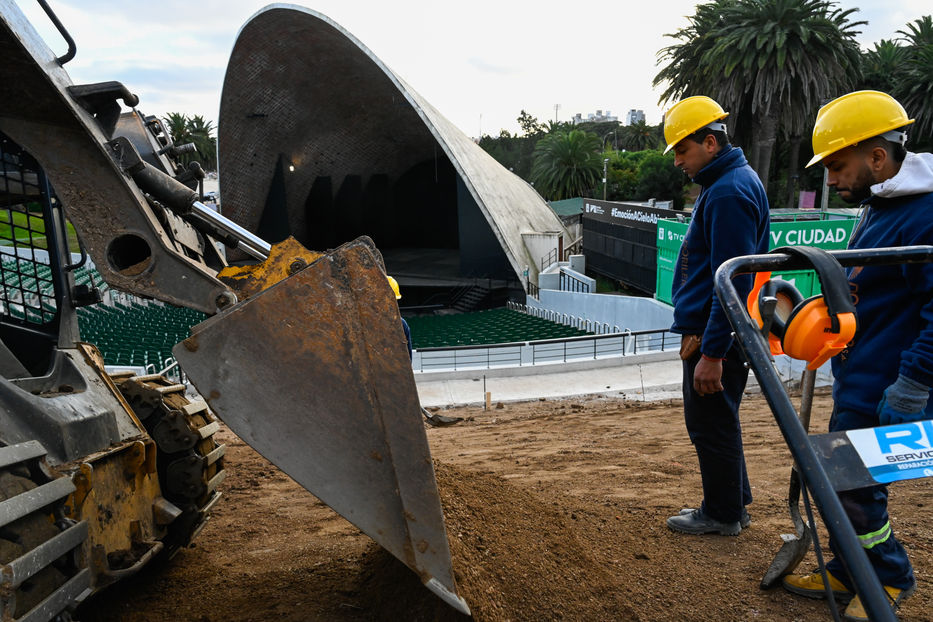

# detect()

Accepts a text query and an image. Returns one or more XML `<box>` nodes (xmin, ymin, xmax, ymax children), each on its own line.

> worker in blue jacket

<box><xmin>782</xmin><ymin>91</ymin><xmax>931</xmax><ymax>622</ymax></box>
<box><xmin>663</xmin><ymin>96</ymin><xmax>770</xmax><ymax>537</ymax></box>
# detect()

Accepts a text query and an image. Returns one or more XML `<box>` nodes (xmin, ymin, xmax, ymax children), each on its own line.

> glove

<box><xmin>877</xmin><ymin>374</ymin><xmax>931</xmax><ymax>425</ymax></box>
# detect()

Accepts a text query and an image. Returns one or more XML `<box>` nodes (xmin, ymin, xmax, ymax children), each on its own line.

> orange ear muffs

<box><xmin>746</xmin><ymin>246</ymin><xmax>858</xmax><ymax>369</ymax></box>
<box><xmin>781</xmin><ymin>295</ymin><xmax>857</xmax><ymax>369</ymax></box>
<box><xmin>747</xmin><ymin>271</ymin><xmax>771</xmax><ymax>327</ymax></box>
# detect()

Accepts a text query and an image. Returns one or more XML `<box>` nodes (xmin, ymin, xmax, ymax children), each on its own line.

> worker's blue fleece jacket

<box><xmin>832</xmin><ymin>152</ymin><xmax>933</xmax><ymax>414</ymax></box>
<box><xmin>671</xmin><ymin>145</ymin><xmax>770</xmax><ymax>358</ymax></box>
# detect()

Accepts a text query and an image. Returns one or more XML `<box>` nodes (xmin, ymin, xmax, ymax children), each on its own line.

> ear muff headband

<box><xmin>760</xmin><ymin>280</ymin><xmax>805</xmax><ymax>340</ymax></box>
<box><xmin>774</xmin><ymin>246</ymin><xmax>857</xmax><ymax>368</ymax></box>
<box><xmin>774</xmin><ymin>246</ymin><xmax>856</xmax><ymax>331</ymax></box>
<box><xmin>747</xmin><ymin>272</ymin><xmax>795</xmax><ymax>356</ymax></box>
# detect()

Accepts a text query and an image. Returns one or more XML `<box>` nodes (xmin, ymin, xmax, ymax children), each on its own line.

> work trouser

<box><xmin>682</xmin><ymin>343</ymin><xmax>752</xmax><ymax>523</ymax></box>
<box><xmin>826</xmin><ymin>407</ymin><xmax>915</xmax><ymax>591</ymax></box>
<box><xmin>401</xmin><ymin>318</ymin><xmax>412</xmax><ymax>360</ymax></box>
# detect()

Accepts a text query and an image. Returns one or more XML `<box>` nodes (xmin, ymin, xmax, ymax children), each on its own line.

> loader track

<box><xmin>0</xmin><ymin>469</ymin><xmax>69</xmax><ymax>618</ymax></box>
<box><xmin>113</xmin><ymin>374</ymin><xmax>226</xmax><ymax>557</ymax></box>
<box><xmin>0</xmin><ymin>442</ymin><xmax>88</xmax><ymax>622</ymax></box>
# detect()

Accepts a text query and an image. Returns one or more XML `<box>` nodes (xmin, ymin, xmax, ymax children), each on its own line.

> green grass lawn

<box><xmin>0</xmin><ymin>208</ymin><xmax>81</xmax><ymax>253</ymax></box>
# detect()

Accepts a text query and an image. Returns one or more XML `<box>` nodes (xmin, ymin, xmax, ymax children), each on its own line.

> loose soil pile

<box><xmin>78</xmin><ymin>389</ymin><xmax>932</xmax><ymax>621</ymax></box>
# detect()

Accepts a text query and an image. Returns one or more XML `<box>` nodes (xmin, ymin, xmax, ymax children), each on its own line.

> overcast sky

<box><xmin>12</xmin><ymin>0</ymin><xmax>932</xmax><ymax>138</ymax></box>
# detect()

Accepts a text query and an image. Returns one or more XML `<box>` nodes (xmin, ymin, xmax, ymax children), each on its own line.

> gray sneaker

<box><xmin>668</xmin><ymin>508</ymin><xmax>741</xmax><ymax>536</ymax></box>
<box><xmin>678</xmin><ymin>506</ymin><xmax>751</xmax><ymax>529</ymax></box>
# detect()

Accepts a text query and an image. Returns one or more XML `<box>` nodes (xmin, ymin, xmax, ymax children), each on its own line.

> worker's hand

<box><xmin>878</xmin><ymin>374</ymin><xmax>931</xmax><ymax>425</ymax></box>
<box><xmin>693</xmin><ymin>355</ymin><xmax>724</xmax><ymax>397</ymax></box>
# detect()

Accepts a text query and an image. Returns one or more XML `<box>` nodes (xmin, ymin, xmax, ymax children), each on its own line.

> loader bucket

<box><xmin>173</xmin><ymin>238</ymin><xmax>469</xmax><ymax>615</ymax></box>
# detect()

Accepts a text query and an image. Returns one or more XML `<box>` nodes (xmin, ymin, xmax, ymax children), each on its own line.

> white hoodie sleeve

<box><xmin>871</xmin><ymin>152</ymin><xmax>933</xmax><ymax>199</ymax></box>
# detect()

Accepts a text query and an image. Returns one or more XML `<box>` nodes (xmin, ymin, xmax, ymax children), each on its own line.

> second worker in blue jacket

<box><xmin>663</xmin><ymin>96</ymin><xmax>770</xmax><ymax>536</ymax></box>
<box><xmin>782</xmin><ymin>90</ymin><xmax>928</xmax><ymax>622</ymax></box>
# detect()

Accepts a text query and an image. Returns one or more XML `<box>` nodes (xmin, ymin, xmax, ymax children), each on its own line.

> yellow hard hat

<box><xmin>662</xmin><ymin>96</ymin><xmax>729</xmax><ymax>154</ymax></box>
<box><xmin>807</xmin><ymin>90</ymin><xmax>914</xmax><ymax>167</ymax></box>
<box><xmin>387</xmin><ymin>275</ymin><xmax>401</xmax><ymax>299</ymax></box>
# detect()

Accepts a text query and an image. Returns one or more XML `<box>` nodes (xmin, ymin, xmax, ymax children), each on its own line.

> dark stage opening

<box><xmin>254</xmin><ymin>154</ymin><xmax>522</xmax><ymax>312</ymax></box>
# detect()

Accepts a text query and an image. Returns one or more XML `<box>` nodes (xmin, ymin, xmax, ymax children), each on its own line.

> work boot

<box><xmin>666</xmin><ymin>508</ymin><xmax>741</xmax><ymax>536</ymax></box>
<box><xmin>782</xmin><ymin>570</ymin><xmax>853</xmax><ymax>603</ymax></box>
<box><xmin>678</xmin><ymin>506</ymin><xmax>751</xmax><ymax>529</ymax></box>
<box><xmin>842</xmin><ymin>584</ymin><xmax>915</xmax><ymax>622</ymax></box>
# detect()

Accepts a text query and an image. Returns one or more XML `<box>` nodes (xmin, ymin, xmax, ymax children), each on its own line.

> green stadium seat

<box><xmin>404</xmin><ymin>307</ymin><xmax>593</xmax><ymax>349</ymax></box>
<box><xmin>75</xmin><ymin>268</ymin><xmax>206</xmax><ymax>368</ymax></box>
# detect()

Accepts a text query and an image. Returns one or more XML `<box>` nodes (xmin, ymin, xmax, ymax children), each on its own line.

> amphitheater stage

<box><xmin>380</xmin><ymin>248</ymin><xmax>462</xmax><ymax>287</ymax></box>
<box><xmin>379</xmin><ymin>247</ymin><xmax>517</xmax><ymax>295</ymax></box>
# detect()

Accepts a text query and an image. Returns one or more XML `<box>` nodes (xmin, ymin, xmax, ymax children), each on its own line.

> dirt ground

<box><xmin>78</xmin><ymin>387</ymin><xmax>932</xmax><ymax>621</ymax></box>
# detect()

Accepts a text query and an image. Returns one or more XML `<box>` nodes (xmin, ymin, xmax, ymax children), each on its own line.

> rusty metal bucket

<box><xmin>173</xmin><ymin>238</ymin><xmax>469</xmax><ymax>615</ymax></box>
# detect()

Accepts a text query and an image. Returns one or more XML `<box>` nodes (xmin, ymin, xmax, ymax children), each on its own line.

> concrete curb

<box><xmin>413</xmin><ymin>350</ymin><xmax>679</xmax><ymax>382</ymax></box>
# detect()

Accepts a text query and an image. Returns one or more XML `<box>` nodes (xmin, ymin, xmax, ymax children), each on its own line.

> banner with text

<box><xmin>583</xmin><ymin>200</ymin><xmax>681</xmax><ymax>231</ymax></box>
<box><xmin>847</xmin><ymin>420</ymin><xmax>933</xmax><ymax>484</ymax></box>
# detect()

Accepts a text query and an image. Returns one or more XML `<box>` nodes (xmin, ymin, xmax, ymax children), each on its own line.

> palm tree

<box><xmin>620</xmin><ymin>121</ymin><xmax>662</xmax><ymax>152</ymax></box>
<box><xmin>654</xmin><ymin>2</ymin><xmax>735</xmax><ymax>125</ymax></box>
<box><xmin>655</xmin><ymin>0</ymin><xmax>864</xmax><ymax>196</ymax></box>
<box><xmin>898</xmin><ymin>14</ymin><xmax>933</xmax><ymax>45</ymax></box>
<box><xmin>530</xmin><ymin>130</ymin><xmax>603</xmax><ymax>200</ymax></box>
<box><xmin>186</xmin><ymin>115</ymin><xmax>214</xmax><ymax>138</ymax></box>
<box><xmin>163</xmin><ymin>112</ymin><xmax>190</xmax><ymax>144</ymax></box>
<box><xmin>162</xmin><ymin>112</ymin><xmax>218</xmax><ymax>171</ymax></box>
<box><xmin>895</xmin><ymin>16</ymin><xmax>933</xmax><ymax>148</ymax></box>
<box><xmin>185</xmin><ymin>115</ymin><xmax>217</xmax><ymax>170</ymax></box>
<box><xmin>859</xmin><ymin>40</ymin><xmax>908</xmax><ymax>93</ymax></box>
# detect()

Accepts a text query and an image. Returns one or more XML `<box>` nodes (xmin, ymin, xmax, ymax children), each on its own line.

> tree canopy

<box><xmin>475</xmin><ymin>7</ymin><xmax>932</xmax><ymax>215</ymax></box>
<box><xmin>162</xmin><ymin>112</ymin><xmax>218</xmax><ymax>171</ymax></box>
<box><xmin>620</xmin><ymin>121</ymin><xmax>663</xmax><ymax>152</ymax></box>
<box><xmin>859</xmin><ymin>40</ymin><xmax>907</xmax><ymax>95</ymax></box>
<box><xmin>517</xmin><ymin>109</ymin><xmax>546</xmax><ymax>137</ymax></box>
<box><xmin>894</xmin><ymin>16</ymin><xmax>933</xmax><ymax>146</ymax></box>
<box><xmin>655</xmin><ymin>0</ymin><xmax>864</xmax><ymax>194</ymax></box>
<box><xmin>479</xmin><ymin>112</ymin><xmax>681</xmax><ymax>205</ymax></box>
<box><xmin>529</xmin><ymin>130</ymin><xmax>604</xmax><ymax>201</ymax></box>
<box><xmin>856</xmin><ymin>17</ymin><xmax>933</xmax><ymax>150</ymax></box>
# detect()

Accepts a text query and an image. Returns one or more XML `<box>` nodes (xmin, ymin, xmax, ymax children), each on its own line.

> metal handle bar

<box><xmin>37</xmin><ymin>0</ymin><xmax>76</xmax><ymax>64</ymax></box>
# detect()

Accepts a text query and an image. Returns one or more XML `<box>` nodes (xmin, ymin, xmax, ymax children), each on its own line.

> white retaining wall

<box><xmin>527</xmin><ymin>290</ymin><xmax>674</xmax><ymax>333</ymax></box>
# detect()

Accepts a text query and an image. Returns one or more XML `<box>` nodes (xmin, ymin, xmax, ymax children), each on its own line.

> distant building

<box><xmin>625</xmin><ymin>109</ymin><xmax>645</xmax><ymax>125</ymax></box>
<box><xmin>571</xmin><ymin>109</ymin><xmax>618</xmax><ymax>125</ymax></box>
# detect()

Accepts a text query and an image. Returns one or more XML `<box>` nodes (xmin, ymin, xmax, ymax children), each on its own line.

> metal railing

<box><xmin>559</xmin><ymin>269</ymin><xmax>591</xmax><ymax>293</ymax></box>
<box><xmin>564</xmin><ymin>237</ymin><xmax>583</xmax><ymax>259</ymax></box>
<box><xmin>416</xmin><ymin>341</ymin><xmax>524</xmax><ymax>372</ymax></box>
<box><xmin>540</xmin><ymin>248</ymin><xmax>558</xmax><ymax>271</ymax></box>
<box><xmin>414</xmin><ymin>328</ymin><xmax>677</xmax><ymax>372</ymax></box>
<box><xmin>506</xmin><ymin>301</ymin><xmax>623</xmax><ymax>335</ymax></box>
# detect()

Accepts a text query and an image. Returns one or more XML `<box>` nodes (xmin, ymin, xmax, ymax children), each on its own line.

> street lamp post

<box><xmin>602</xmin><ymin>131</ymin><xmax>617</xmax><ymax>150</ymax></box>
<box><xmin>819</xmin><ymin>98</ymin><xmax>832</xmax><ymax>213</ymax></box>
<box><xmin>603</xmin><ymin>158</ymin><xmax>609</xmax><ymax>200</ymax></box>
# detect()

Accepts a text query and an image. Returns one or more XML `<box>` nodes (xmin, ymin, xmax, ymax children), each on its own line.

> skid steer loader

<box><xmin>0</xmin><ymin>1</ymin><xmax>467</xmax><ymax>619</ymax></box>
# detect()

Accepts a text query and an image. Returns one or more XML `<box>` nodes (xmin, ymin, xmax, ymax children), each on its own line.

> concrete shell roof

<box><xmin>219</xmin><ymin>4</ymin><xmax>566</xmax><ymax>278</ymax></box>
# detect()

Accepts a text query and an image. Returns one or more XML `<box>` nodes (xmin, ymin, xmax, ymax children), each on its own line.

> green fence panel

<box><xmin>655</xmin><ymin>214</ymin><xmax>858</xmax><ymax>305</ymax></box>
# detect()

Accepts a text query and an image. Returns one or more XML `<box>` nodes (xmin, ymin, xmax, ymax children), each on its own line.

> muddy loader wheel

<box><xmin>114</xmin><ymin>374</ymin><xmax>225</xmax><ymax>557</ymax></box>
